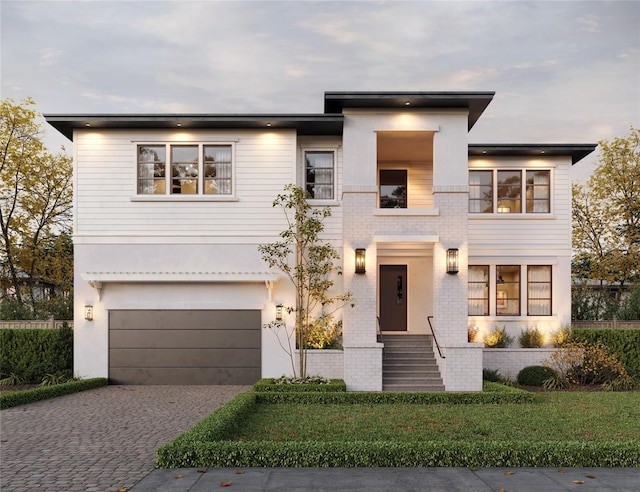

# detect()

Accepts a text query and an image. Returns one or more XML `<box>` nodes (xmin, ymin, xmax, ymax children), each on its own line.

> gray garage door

<box><xmin>109</xmin><ymin>310</ymin><xmax>261</xmax><ymax>385</ymax></box>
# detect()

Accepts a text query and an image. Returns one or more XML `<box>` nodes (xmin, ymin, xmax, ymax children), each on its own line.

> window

<box><xmin>468</xmin><ymin>266</ymin><xmax>489</xmax><ymax>315</ymax></box>
<box><xmin>469</xmin><ymin>169</ymin><xmax>550</xmax><ymax>214</ymax></box>
<box><xmin>469</xmin><ymin>171</ymin><xmax>493</xmax><ymax>213</ymax></box>
<box><xmin>496</xmin><ymin>266</ymin><xmax>520</xmax><ymax>316</ymax></box>
<box><xmin>528</xmin><ymin>265</ymin><xmax>552</xmax><ymax>315</ymax></box>
<box><xmin>305</xmin><ymin>151</ymin><xmax>334</xmax><ymax>199</ymax></box>
<box><xmin>379</xmin><ymin>170</ymin><xmax>407</xmax><ymax>208</ymax></box>
<box><xmin>526</xmin><ymin>171</ymin><xmax>550</xmax><ymax>213</ymax></box>
<box><xmin>137</xmin><ymin>143</ymin><xmax>233</xmax><ymax>196</ymax></box>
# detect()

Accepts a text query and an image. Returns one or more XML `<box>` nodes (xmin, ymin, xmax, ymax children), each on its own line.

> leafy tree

<box><xmin>572</xmin><ymin>127</ymin><xmax>640</xmax><ymax>310</ymax></box>
<box><xmin>0</xmin><ymin>98</ymin><xmax>73</xmax><ymax>314</ymax></box>
<box><xmin>259</xmin><ymin>184</ymin><xmax>353</xmax><ymax>378</ymax></box>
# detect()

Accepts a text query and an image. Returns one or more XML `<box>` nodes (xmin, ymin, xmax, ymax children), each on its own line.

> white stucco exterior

<box><xmin>47</xmin><ymin>90</ymin><xmax>595</xmax><ymax>390</ymax></box>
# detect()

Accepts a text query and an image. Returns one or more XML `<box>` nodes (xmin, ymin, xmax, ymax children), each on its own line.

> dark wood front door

<box><xmin>379</xmin><ymin>265</ymin><xmax>408</xmax><ymax>331</ymax></box>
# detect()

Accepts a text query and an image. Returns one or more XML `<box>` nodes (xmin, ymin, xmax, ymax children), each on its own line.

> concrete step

<box><xmin>381</xmin><ymin>334</ymin><xmax>444</xmax><ymax>391</ymax></box>
<box><xmin>383</xmin><ymin>384</ymin><xmax>446</xmax><ymax>392</ymax></box>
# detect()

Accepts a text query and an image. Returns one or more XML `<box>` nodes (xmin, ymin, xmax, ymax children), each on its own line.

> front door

<box><xmin>379</xmin><ymin>265</ymin><xmax>408</xmax><ymax>331</ymax></box>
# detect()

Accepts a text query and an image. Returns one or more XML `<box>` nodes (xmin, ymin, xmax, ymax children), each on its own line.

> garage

<box><xmin>109</xmin><ymin>309</ymin><xmax>261</xmax><ymax>385</ymax></box>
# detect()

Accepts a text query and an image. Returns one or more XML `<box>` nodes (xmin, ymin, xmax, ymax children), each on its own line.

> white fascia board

<box><xmin>82</xmin><ymin>271</ymin><xmax>279</xmax><ymax>283</ymax></box>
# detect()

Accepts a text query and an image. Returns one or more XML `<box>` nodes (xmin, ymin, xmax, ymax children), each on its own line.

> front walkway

<box><xmin>0</xmin><ymin>385</ymin><xmax>249</xmax><ymax>491</ymax></box>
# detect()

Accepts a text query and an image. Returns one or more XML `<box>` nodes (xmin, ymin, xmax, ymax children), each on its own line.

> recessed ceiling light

<box><xmin>405</xmin><ymin>101</ymin><xmax>411</xmax><ymax>106</ymax></box>
<box><xmin>540</xmin><ymin>150</ymin><xmax>545</xmax><ymax>154</ymax></box>
<box><xmin>482</xmin><ymin>150</ymin><xmax>487</xmax><ymax>154</ymax></box>
<box><xmin>85</xmin><ymin>123</ymin><xmax>91</xmax><ymax>127</ymax></box>
<box><xmin>176</xmin><ymin>123</ymin><xmax>182</xmax><ymax>127</ymax></box>
<box><xmin>267</xmin><ymin>122</ymin><xmax>272</xmax><ymax>127</ymax></box>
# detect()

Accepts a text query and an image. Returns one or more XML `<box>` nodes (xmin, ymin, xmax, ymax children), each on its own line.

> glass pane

<box><xmin>497</xmin><ymin>171</ymin><xmax>521</xmax><ymax>213</ymax></box>
<box><xmin>528</xmin><ymin>266</ymin><xmax>551</xmax><ymax>315</ymax></box>
<box><xmin>379</xmin><ymin>170</ymin><xmax>407</xmax><ymax>208</ymax></box>
<box><xmin>468</xmin><ymin>266</ymin><xmax>489</xmax><ymax>316</ymax></box>
<box><xmin>305</xmin><ymin>151</ymin><xmax>334</xmax><ymax>199</ymax></box>
<box><xmin>138</xmin><ymin>145</ymin><xmax>166</xmax><ymax>194</ymax></box>
<box><xmin>496</xmin><ymin>265</ymin><xmax>520</xmax><ymax>315</ymax></box>
<box><xmin>526</xmin><ymin>170</ymin><xmax>550</xmax><ymax>213</ymax></box>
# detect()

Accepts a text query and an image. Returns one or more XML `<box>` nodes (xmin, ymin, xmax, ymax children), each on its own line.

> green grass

<box><xmin>235</xmin><ymin>392</ymin><xmax>640</xmax><ymax>443</ymax></box>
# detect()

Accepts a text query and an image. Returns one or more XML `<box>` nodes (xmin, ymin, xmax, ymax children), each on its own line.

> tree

<box><xmin>572</xmin><ymin>126</ymin><xmax>640</xmax><ymax>307</ymax></box>
<box><xmin>258</xmin><ymin>184</ymin><xmax>353</xmax><ymax>378</ymax></box>
<box><xmin>0</xmin><ymin>98</ymin><xmax>73</xmax><ymax>314</ymax></box>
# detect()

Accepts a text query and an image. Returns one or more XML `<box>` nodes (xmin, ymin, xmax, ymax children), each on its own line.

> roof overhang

<box><xmin>324</xmin><ymin>91</ymin><xmax>495</xmax><ymax>130</ymax></box>
<box><xmin>468</xmin><ymin>143</ymin><xmax>597</xmax><ymax>165</ymax></box>
<box><xmin>44</xmin><ymin>114</ymin><xmax>344</xmax><ymax>141</ymax></box>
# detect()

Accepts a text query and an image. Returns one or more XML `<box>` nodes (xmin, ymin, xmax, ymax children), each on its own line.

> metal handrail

<box><xmin>427</xmin><ymin>316</ymin><xmax>445</xmax><ymax>359</ymax></box>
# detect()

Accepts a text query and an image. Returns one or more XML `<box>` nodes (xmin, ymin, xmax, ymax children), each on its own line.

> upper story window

<box><xmin>137</xmin><ymin>143</ymin><xmax>233</xmax><ymax>196</ymax></box>
<box><xmin>305</xmin><ymin>151</ymin><xmax>334</xmax><ymax>199</ymax></box>
<box><xmin>469</xmin><ymin>169</ymin><xmax>550</xmax><ymax>214</ymax></box>
<box><xmin>379</xmin><ymin>170</ymin><xmax>407</xmax><ymax>208</ymax></box>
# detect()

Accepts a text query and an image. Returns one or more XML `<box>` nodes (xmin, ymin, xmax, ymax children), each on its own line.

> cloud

<box><xmin>577</xmin><ymin>14</ymin><xmax>601</xmax><ymax>33</ymax></box>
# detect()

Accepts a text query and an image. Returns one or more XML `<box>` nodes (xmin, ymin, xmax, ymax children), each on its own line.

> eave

<box><xmin>468</xmin><ymin>143</ymin><xmax>597</xmax><ymax>165</ymax></box>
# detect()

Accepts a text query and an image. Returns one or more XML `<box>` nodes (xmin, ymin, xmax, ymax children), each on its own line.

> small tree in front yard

<box><xmin>258</xmin><ymin>184</ymin><xmax>353</xmax><ymax>378</ymax></box>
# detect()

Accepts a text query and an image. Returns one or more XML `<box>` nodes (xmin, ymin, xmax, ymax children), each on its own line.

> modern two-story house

<box><xmin>45</xmin><ymin>91</ymin><xmax>595</xmax><ymax>391</ymax></box>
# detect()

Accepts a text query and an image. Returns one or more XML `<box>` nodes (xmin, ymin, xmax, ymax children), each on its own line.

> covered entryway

<box><xmin>379</xmin><ymin>264</ymin><xmax>408</xmax><ymax>331</ymax></box>
<box><xmin>109</xmin><ymin>309</ymin><xmax>261</xmax><ymax>384</ymax></box>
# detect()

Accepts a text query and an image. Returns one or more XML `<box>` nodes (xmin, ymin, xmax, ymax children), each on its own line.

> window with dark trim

<box><xmin>305</xmin><ymin>151</ymin><xmax>335</xmax><ymax>199</ymax></box>
<box><xmin>528</xmin><ymin>265</ymin><xmax>552</xmax><ymax>315</ymax></box>
<box><xmin>379</xmin><ymin>170</ymin><xmax>407</xmax><ymax>208</ymax></box>
<box><xmin>468</xmin><ymin>265</ymin><xmax>489</xmax><ymax>315</ymax></box>
<box><xmin>496</xmin><ymin>265</ymin><xmax>520</xmax><ymax>316</ymax></box>
<box><xmin>138</xmin><ymin>143</ymin><xmax>233</xmax><ymax>196</ymax></box>
<box><xmin>469</xmin><ymin>169</ymin><xmax>551</xmax><ymax>214</ymax></box>
<box><xmin>469</xmin><ymin>171</ymin><xmax>493</xmax><ymax>213</ymax></box>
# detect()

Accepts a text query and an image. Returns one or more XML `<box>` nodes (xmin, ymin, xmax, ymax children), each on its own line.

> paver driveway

<box><xmin>0</xmin><ymin>385</ymin><xmax>249</xmax><ymax>492</ymax></box>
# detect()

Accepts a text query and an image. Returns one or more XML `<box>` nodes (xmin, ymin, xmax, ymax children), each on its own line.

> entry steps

<box><xmin>381</xmin><ymin>334</ymin><xmax>445</xmax><ymax>392</ymax></box>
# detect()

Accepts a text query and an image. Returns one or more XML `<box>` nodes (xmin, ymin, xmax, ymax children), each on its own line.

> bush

<box><xmin>519</xmin><ymin>327</ymin><xmax>544</xmax><ymax>348</ymax></box>
<box><xmin>483</xmin><ymin>326</ymin><xmax>513</xmax><ymax>348</ymax></box>
<box><xmin>0</xmin><ymin>326</ymin><xmax>73</xmax><ymax>382</ymax></box>
<box><xmin>0</xmin><ymin>378</ymin><xmax>107</xmax><ymax>409</ymax></box>
<box><xmin>253</xmin><ymin>378</ymin><xmax>346</xmax><ymax>393</ymax></box>
<box><xmin>517</xmin><ymin>365</ymin><xmax>557</xmax><ymax>386</ymax></box>
<box><xmin>552</xmin><ymin>326</ymin><xmax>572</xmax><ymax>348</ymax></box>
<box><xmin>482</xmin><ymin>368</ymin><xmax>502</xmax><ymax>382</ymax></box>
<box><xmin>572</xmin><ymin>329</ymin><xmax>640</xmax><ymax>376</ymax></box>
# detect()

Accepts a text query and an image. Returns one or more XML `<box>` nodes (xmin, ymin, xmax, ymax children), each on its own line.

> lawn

<box><xmin>156</xmin><ymin>389</ymin><xmax>640</xmax><ymax>468</ymax></box>
<box><xmin>235</xmin><ymin>392</ymin><xmax>640</xmax><ymax>443</ymax></box>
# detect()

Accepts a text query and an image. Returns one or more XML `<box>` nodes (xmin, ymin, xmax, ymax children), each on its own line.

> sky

<box><xmin>2</xmin><ymin>0</ymin><xmax>639</xmax><ymax>180</ymax></box>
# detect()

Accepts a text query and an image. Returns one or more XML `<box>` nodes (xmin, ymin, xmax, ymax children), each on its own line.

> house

<box><xmin>45</xmin><ymin>91</ymin><xmax>596</xmax><ymax>391</ymax></box>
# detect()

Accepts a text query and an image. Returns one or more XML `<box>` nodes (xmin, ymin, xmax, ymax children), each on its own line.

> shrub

<box><xmin>572</xmin><ymin>329</ymin><xmax>640</xmax><ymax>376</ymax></box>
<box><xmin>0</xmin><ymin>326</ymin><xmax>73</xmax><ymax>382</ymax></box>
<box><xmin>552</xmin><ymin>325</ymin><xmax>572</xmax><ymax>348</ymax></box>
<box><xmin>483</xmin><ymin>326</ymin><xmax>513</xmax><ymax>348</ymax></box>
<box><xmin>0</xmin><ymin>378</ymin><xmax>107</xmax><ymax>409</ymax></box>
<box><xmin>543</xmin><ymin>341</ymin><xmax>630</xmax><ymax>388</ymax></box>
<box><xmin>254</xmin><ymin>378</ymin><xmax>346</xmax><ymax>393</ymax></box>
<box><xmin>519</xmin><ymin>327</ymin><xmax>544</xmax><ymax>348</ymax></box>
<box><xmin>482</xmin><ymin>368</ymin><xmax>501</xmax><ymax>382</ymax></box>
<box><xmin>304</xmin><ymin>319</ymin><xmax>342</xmax><ymax>349</ymax></box>
<box><xmin>468</xmin><ymin>325</ymin><xmax>479</xmax><ymax>343</ymax></box>
<box><xmin>517</xmin><ymin>365</ymin><xmax>557</xmax><ymax>386</ymax></box>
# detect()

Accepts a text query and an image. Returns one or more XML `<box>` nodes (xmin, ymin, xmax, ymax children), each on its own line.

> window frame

<box><xmin>496</xmin><ymin>265</ymin><xmax>521</xmax><ymax>316</ymax></box>
<box><xmin>468</xmin><ymin>265</ymin><xmax>490</xmax><ymax>316</ymax></box>
<box><xmin>469</xmin><ymin>169</ymin><xmax>552</xmax><ymax>215</ymax></box>
<box><xmin>135</xmin><ymin>142</ymin><xmax>236</xmax><ymax>200</ymax></box>
<box><xmin>379</xmin><ymin>169</ymin><xmax>408</xmax><ymax>209</ymax></box>
<box><xmin>527</xmin><ymin>265</ymin><xmax>552</xmax><ymax>316</ymax></box>
<box><xmin>304</xmin><ymin>149</ymin><xmax>336</xmax><ymax>201</ymax></box>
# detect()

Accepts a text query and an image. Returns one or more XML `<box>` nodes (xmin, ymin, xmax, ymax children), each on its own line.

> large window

<box><xmin>305</xmin><ymin>151</ymin><xmax>334</xmax><ymax>199</ymax></box>
<box><xmin>379</xmin><ymin>170</ymin><xmax>407</xmax><ymax>208</ymax></box>
<box><xmin>468</xmin><ymin>266</ymin><xmax>489</xmax><ymax>315</ymax></box>
<box><xmin>137</xmin><ymin>143</ymin><xmax>233</xmax><ymax>196</ymax></box>
<box><xmin>528</xmin><ymin>265</ymin><xmax>552</xmax><ymax>315</ymax></box>
<box><xmin>496</xmin><ymin>265</ymin><xmax>520</xmax><ymax>316</ymax></box>
<box><xmin>469</xmin><ymin>170</ymin><xmax>550</xmax><ymax>214</ymax></box>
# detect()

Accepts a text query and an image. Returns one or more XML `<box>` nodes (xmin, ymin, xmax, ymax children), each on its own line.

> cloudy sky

<box><xmin>2</xmin><ymin>0</ymin><xmax>639</xmax><ymax>179</ymax></box>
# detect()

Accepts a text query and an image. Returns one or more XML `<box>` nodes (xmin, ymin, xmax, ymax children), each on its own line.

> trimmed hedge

<box><xmin>573</xmin><ymin>329</ymin><xmax>640</xmax><ymax>376</ymax></box>
<box><xmin>517</xmin><ymin>366</ymin><xmax>557</xmax><ymax>386</ymax></box>
<box><xmin>0</xmin><ymin>326</ymin><xmax>73</xmax><ymax>382</ymax></box>
<box><xmin>157</xmin><ymin>439</ymin><xmax>640</xmax><ymax>468</ymax></box>
<box><xmin>253</xmin><ymin>378</ymin><xmax>347</xmax><ymax>392</ymax></box>
<box><xmin>0</xmin><ymin>378</ymin><xmax>108</xmax><ymax>409</ymax></box>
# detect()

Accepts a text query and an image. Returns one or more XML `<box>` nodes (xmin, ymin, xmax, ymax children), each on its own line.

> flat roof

<box><xmin>323</xmin><ymin>91</ymin><xmax>495</xmax><ymax>130</ymax></box>
<box><xmin>44</xmin><ymin>114</ymin><xmax>345</xmax><ymax>141</ymax></box>
<box><xmin>468</xmin><ymin>143</ymin><xmax>597</xmax><ymax>165</ymax></box>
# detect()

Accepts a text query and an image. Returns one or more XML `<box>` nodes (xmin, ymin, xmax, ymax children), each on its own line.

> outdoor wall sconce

<box><xmin>84</xmin><ymin>305</ymin><xmax>94</xmax><ymax>321</ymax></box>
<box><xmin>355</xmin><ymin>248</ymin><xmax>366</xmax><ymax>274</ymax></box>
<box><xmin>446</xmin><ymin>248</ymin><xmax>459</xmax><ymax>275</ymax></box>
<box><xmin>275</xmin><ymin>303</ymin><xmax>283</xmax><ymax>322</ymax></box>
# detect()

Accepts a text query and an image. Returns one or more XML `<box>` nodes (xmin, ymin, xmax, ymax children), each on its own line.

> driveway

<box><xmin>0</xmin><ymin>385</ymin><xmax>249</xmax><ymax>492</ymax></box>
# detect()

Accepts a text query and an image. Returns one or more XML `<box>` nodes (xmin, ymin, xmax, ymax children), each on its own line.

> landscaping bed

<box><xmin>0</xmin><ymin>378</ymin><xmax>108</xmax><ymax>409</ymax></box>
<box><xmin>155</xmin><ymin>385</ymin><xmax>639</xmax><ymax>468</ymax></box>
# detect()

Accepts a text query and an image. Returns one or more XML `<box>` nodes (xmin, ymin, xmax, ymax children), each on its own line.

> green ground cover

<box><xmin>156</xmin><ymin>389</ymin><xmax>640</xmax><ymax>468</ymax></box>
<box><xmin>235</xmin><ymin>392</ymin><xmax>640</xmax><ymax>443</ymax></box>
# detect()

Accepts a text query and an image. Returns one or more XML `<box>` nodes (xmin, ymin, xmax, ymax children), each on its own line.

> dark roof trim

<box><xmin>44</xmin><ymin>114</ymin><xmax>344</xmax><ymax>141</ymax></box>
<box><xmin>468</xmin><ymin>143</ymin><xmax>597</xmax><ymax>165</ymax></box>
<box><xmin>323</xmin><ymin>91</ymin><xmax>495</xmax><ymax>130</ymax></box>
